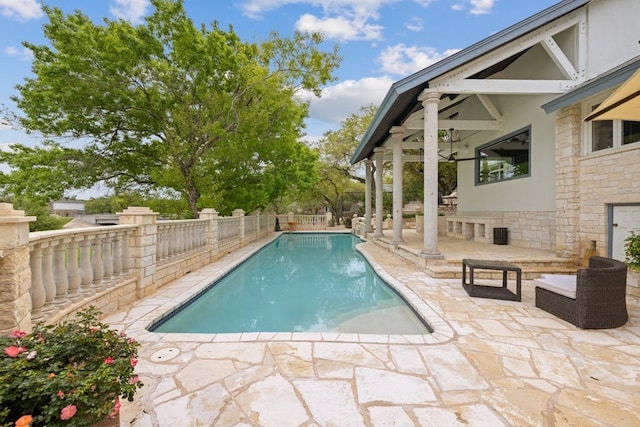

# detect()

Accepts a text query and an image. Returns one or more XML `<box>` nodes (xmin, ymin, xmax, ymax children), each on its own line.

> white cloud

<box><xmin>0</xmin><ymin>0</ymin><xmax>42</xmax><ymax>21</ymax></box>
<box><xmin>451</xmin><ymin>0</ymin><xmax>496</xmax><ymax>15</ymax></box>
<box><xmin>295</xmin><ymin>13</ymin><xmax>383</xmax><ymax>41</ymax></box>
<box><xmin>110</xmin><ymin>0</ymin><xmax>149</xmax><ymax>24</ymax></box>
<box><xmin>300</xmin><ymin>76</ymin><xmax>393</xmax><ymax>125</ymax></box>
<box><xmin>469</xmin><ymin>0</ymin><xmax>496</xmax><ymax>15</ymax></box>
<box><xmin>405</xmin><ymin>17</ymin><xmax>423</xmax><ymax>32</ymax></box>
<box><xmin>4</xmin><ymin>45</ymin><xmax>33</xmax><ymax>61</ymax></box>
<box><xmin>377</xmin><ymin>44</ymin><xmax>460</xmax><ymax>76</ymax></box>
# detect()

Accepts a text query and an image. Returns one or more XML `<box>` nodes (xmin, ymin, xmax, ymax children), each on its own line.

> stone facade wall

<box><xmin>502</xmin><ymin>211</ymin><xmax>556</xmax><ymax>250</ymax></box>
<box><xmin>577</xmin><ymin>143</ymin><xmax>640</xmax><ymax>261</ymax></box>
<box><xmin>554</xmin><ymin>105</ymin><xmax>582</xmax><ymax>260</ymax></box>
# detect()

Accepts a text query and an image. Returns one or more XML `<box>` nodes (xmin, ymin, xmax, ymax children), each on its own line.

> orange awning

<box><xmin>585</xmin><ymin>68</ymin><xmax>640</xmax><ymax>121</ymax></box>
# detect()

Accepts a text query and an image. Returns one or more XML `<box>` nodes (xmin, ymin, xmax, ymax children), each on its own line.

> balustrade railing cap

<box><xmin>0</xmin><ymin>203</ymin><xmax>36</xmax><ymax>223</ymax></box>
<box><xmin>117</xmin><ymin>206</ymin><xmax>157</xmax><ymax>216</ymax></box>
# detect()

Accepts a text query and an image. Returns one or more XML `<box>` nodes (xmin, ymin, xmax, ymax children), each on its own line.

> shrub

<box><xmin>0</xmin><ymin>307</ymin><xmax>143</xmax><ymax>426</ymax></box>
<box><xmin>343</xmin><ymin>216</ymin><xmax>352</xmax><ymax>228</ymax></box>
<box><xmin>625</xmin><ymin>230</ymin><xmax>640</xmax><ymax>270</ymax></box>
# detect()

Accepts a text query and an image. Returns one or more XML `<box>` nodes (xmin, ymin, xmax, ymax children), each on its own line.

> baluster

<box><xmin>66</xmin><ymin>238</ymin><xmax>82</xmax><ymax>302</ymax></box>
<box><xmin>78</xmin><ymin>237</ymin><xmax>94</xmax><ymax>296</ymax></box>
<box><xmin>113</xmin><ymin>232</ymin><xmax>122</xmax><ymax>276</ymax></box>
<box><xmin>156</xmin><ymin>226</ymin><xmax>164</xmax><ymax>262</ymax></box>
<box><xmin>52</xmin><ymin>240</ymin><xmax>70</xmax><ymax>308</ymax></box>
<box><xmin>178</xmin><ymin>224</ymin><xmax>183</xmax><ymax>254</ymax></box>
<box><xmin>169</xmin><ymin>225</ymin><xmax>176</xmax><ymax>257</ymax></box>
<box><xmin>92</xmin><ymin>236</ymin><xmax>104</xmax><ymax>290</ymax></box>
<box><xmin>102</xmin><ymin>234</ymin><xmax>113</xmax><ymax>283</ymax></box>
<box><xmin>164</xmin><ymin>226</ymin><xmax>170</xmax><ymax>259</ymax></box>
<box><xmin>29</xmin><ymin>245</ymin><xmax>46</xmax><ymax>323</ymax></box>
<box><xmin>41</xmin><ymin>244</ymin><xmax>59</xmax><ymax>318</ymax></box>
<box><xmin>121</xmin><ymin>231</ymin><xmax>131</xmax><ymax>274</ymax></box>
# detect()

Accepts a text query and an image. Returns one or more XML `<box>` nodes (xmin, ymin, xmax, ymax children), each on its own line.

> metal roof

<box><xmin>350</xmin><ymin>0</ymin><xmax>590</xmax><ymax>164</ymax></box>
<box><xmin>541</xmin><ymin>55</ymin><xmax>640</xmax><ymax>113</ymax></box>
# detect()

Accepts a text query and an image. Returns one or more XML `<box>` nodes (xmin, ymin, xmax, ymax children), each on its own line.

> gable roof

<box><xmin>350</xmin><ymin>0</ymin><xmax>590</xmax><ymax>164</ymax></box>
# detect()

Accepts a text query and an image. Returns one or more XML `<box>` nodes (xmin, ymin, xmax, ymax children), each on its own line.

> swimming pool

<box><xmin>151</xmin><ymin>233</ymin><xmax>432</xmax><ymax>334</ymax></box>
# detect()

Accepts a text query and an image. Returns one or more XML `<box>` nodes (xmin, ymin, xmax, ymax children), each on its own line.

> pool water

<box><xmin>151</xmin><ymin>233</ymin><xmax>431</xmax><ymax>334</ymax></box>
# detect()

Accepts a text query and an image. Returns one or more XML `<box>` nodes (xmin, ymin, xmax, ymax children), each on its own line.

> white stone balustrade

<box><xmin>28</xmin><ymin>226</ymin><xmax>137</xmax><ymax>325</ymax></box>
<box><xmin>156</xmin><ymin>219</ymin><xmax>207</xmax><ymax>263</ymax></box>
<box><xmin>1</xmin><ymin>206</ymin><xmax>281</xmax><ymax>332</ymax></box>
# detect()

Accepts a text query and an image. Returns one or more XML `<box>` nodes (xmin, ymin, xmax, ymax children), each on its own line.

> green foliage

<box><xmin>84</xmin><ymin>193</ymin><xmax>191</xmax><ymax>219</ymax></box>
<box><xmin>10</xmin><ymin>0</ymin><xmax>341</xmax><ymax>217</ymax></box>
<box><xmin>308</xmin><ymin>105</ymin><xmax>376</xmax><ymax>219</ymax></box>
<box><xmin>0</xmin><ymin>307</ymin><xmax>142</xmax><ymax>426</ymax></box>
<box><xmin>625</xmin><ymin>230</ymin><xmax>640</xmax><ymax>270</ymax></box>
<box><xmin>343</xmin><ymin>216</ymin><xmax>352</xmax><ymax>228</ymax></box>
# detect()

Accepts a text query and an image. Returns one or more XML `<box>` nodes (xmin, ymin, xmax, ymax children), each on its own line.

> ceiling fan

<box><xmin>439</xmin><ymin>128</ymin><xmax>487</xmax><ymax>163</ymax></box>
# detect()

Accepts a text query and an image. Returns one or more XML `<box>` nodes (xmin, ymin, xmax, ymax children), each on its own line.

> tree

<box><xmin>10</xmin><ymin>0</ymin><xmax>340</xmax><ymax>217</ymax></box>
<box><xmin>310</xmin><ymin>105</ymin><xmax>377</xmax><ymax>221</ymax></box>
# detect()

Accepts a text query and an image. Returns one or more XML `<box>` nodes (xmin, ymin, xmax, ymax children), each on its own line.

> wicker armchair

<box><xmin>534</xmin><ymin>256</ymin><xmax>628</xmax><ymax>329</ymax></box>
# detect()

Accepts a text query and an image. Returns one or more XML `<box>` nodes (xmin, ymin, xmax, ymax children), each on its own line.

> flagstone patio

<box><xmin>105</xmin><ymin>233</ymin><xmax>640</xmax><ymax>427</ymax></box>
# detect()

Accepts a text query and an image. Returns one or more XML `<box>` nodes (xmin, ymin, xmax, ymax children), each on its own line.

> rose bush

<box><xmin>0</xmin><ymin>307</ymin><xmax>143</xmax><ymax>426</ymax></box>
<box><xmin>625</xmin><ymin>230</ymin><xmax>640</xmax><ymax>270</ymax></box>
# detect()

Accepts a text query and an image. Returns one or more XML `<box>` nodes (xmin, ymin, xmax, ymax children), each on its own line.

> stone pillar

<box><xmin>0</xmin><ymin>204</ymin><xmax>36</xmax><ymax>334</ymax></box>
<box><xmin>199</xmin><ymin>208</ymin><xmax>219</xmax><ymax>260</ymax></box>
<box><xmin>390</xmin><ymin>126</ymin><xmax>405</xmax><ymax>245</ymax></box>
<box><xmin>325</xmin><ymin>212</ymin><xmax>332</xmax><ymax>227</ymax></box>
<box><xmin>364</xmin><ymin>159</ymin><xmax>373</xmax><ymax>234</ymax></box>
<box><xmin>233</xmin><ymin>209</ymin><xmax>246</xmax><ymax>243</ymax></box>
<box><xmin>117</xmin><ymin>207</ymin><xmax>158</xmax><ymax>298</ymax></box>
<box><xmin>555</xmin><ymin>105</ymin><xmax>581</xmax><ymax>259</ymax></box>
<box><xmin>374</xmin><ymin>147</ymin><xmax>385</xmax><ymax>238</ymax></box>
<box><xmin>419</xmin><ymin>91</ymin><xmax>443</xmax><ymax>258</ymax></box>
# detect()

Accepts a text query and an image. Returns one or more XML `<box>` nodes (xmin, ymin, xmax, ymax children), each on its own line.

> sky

<box><xmin>0</xmin><ymin>0</ymin><xmax>561</xmax><ymax>158</ymax></box>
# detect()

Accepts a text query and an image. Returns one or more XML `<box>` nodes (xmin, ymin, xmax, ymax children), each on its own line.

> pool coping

<box><xmin>119</xmin><ymin>232</ymin><xmax>454</xmax><ymax>345</ymax></box>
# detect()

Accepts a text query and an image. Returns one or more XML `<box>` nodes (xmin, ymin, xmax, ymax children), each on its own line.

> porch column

<box><xmin>419</xmin><ymin>91</ymin><xmax>443</xmax><ymax>258</ymax></box>
<box><xmin>364</xmin><ymin>159</ymin><xmax>373</xmax><ymax>234</ymax></box>
<box><xmin>390</xmin><ymin>126</ymin><xmax>405</xmax><ymax>244</ymax></box>
<box><xmin>374</xmin><ymin>147</ymin><xmax>385</xmax><ymax>238</ymax></box>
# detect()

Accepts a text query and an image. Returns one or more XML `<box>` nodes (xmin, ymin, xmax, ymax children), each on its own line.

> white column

<box><xmin>364</xmin><ymin>159</ymin><xmax>372</xmax><ymax>234</ymax></box>
<box><xmin>390</xmin><ymin>126</ymin><xmax>405</xmax><ymax>245</ymax></box>
<box><xmin>419</xmin><ymin>91</ymin><xmax>443</xmax><ymax>258</ymax></box>
<box><xmin>374</xmin><ymin>147</ymin><xmax>385</xmax><ymax>238</ymax></box>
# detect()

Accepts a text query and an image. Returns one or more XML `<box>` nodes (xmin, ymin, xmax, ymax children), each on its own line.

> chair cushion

<box><xmin>534</xmin><ymin>274</ymin><xmax>577</xmax><ymax>299</ymax></box>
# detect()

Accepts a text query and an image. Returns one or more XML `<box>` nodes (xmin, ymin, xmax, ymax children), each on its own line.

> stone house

<box><xmin>351</xmin><ymin>0</ymin><xmax>640</xmax><ymax>263</ymax></box>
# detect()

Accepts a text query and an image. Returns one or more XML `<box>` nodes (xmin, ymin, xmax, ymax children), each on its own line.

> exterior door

<box><xmin>611</xmin><ymin>205</ymin><xmax>640</xmax><ymax>261</ymax></box>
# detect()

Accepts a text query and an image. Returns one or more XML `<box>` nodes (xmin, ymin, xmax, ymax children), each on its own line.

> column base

<box><xmin>420</xmin><ymin>250</ymin><xmax>444</xmax><ymax>260</ymax></box>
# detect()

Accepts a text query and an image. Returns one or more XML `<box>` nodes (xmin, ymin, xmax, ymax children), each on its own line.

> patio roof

<box><xmin>350</xmin><ymin>0</ymin><xmax>589</xmax><ymax>165</ymax></box>
<box><xmin>542</xmin><ymin>54</ymin><xmax>640</xmax><ymax>114</ymax></box>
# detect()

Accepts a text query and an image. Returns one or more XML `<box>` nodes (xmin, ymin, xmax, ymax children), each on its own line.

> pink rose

<box><xmin>103</xmin><ymin>357</ymin><xmax>114</xmax><ymax>364</ymax></box>
<box><xmin>109</xmin><ymin>399</ymin><xmax>121</xmax><ymax>418</ymax></box>
<box><xmin>130</xmin><ymin>357</ymin><xmax>138</xmax><ymax>367</ymax></box>
<box><xmin>4</xmin><ymin>346</ymin><xmax>21</xmax><ymax>358</ymax></box>
<box><xmin>129</xmin><ymin>375</ymin><xmax>139</xmax><ymax>384</ymax></box>
<box><xmin>8</xmin><ymin>330</ymin><xmax>26</xmax><ymax>339</ymax></box>
<box><xmin>57</xmin><ymin>390</ymin><xmax>65</xmax><ymax>398</ymax></box>
<box><xmin>60</xmin><ymin>404</ymin><xmax>77</xmax><ymax>420</ymax></box>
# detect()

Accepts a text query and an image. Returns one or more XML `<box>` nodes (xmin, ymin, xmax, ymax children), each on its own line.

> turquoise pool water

<box><xmin>151</xmin><ymin>233</ymin><xmax>431</xmax><ymax>334</ymax></box>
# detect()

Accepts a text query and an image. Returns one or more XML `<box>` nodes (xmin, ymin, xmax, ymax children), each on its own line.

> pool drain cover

<box><xmin>150</xmin><ymin>347</ymin><xmax>180</xmax><ymax>362</ymax></box>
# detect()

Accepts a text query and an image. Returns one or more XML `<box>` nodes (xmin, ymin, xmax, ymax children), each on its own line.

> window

<box><xmin>477</xmin><ymin>127</ymin><xmax>530</xmax><ymax>184</ymax></box>
<box><xmin>587</xmin><ymin>99</ymin><xmax>640</xmax><ymax>152</ymax></box>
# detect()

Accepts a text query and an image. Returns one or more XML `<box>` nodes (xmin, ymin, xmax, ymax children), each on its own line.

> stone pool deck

<box><xmin>106</xmin><ymin>234</ymin><xmax>640</xmax><ymax>426</ymax></box>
